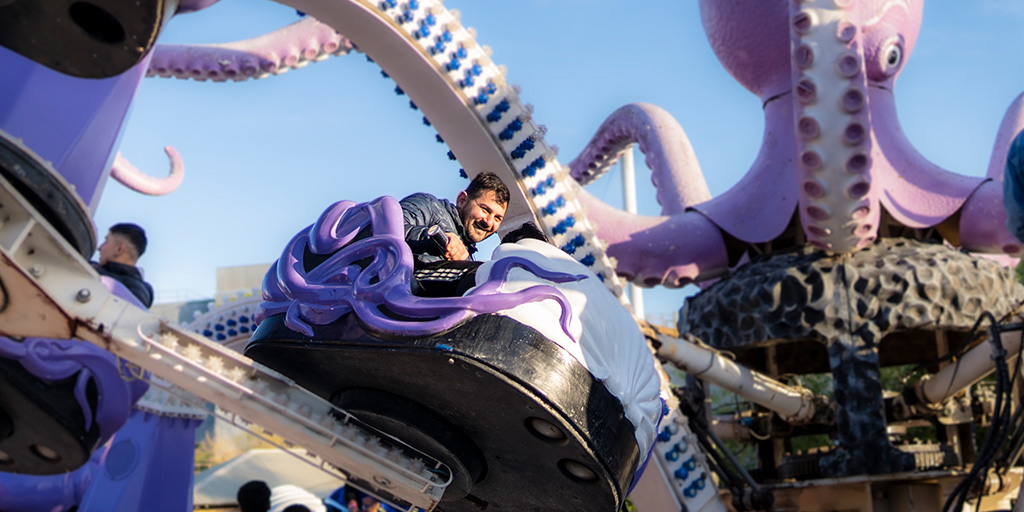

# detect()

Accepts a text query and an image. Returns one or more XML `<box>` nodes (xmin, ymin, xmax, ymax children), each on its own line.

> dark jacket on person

<box><xmin>94</xmin><ymin>261</ymin><xmax>154</xmax><ymax>308</ymax></box>
<box><xmin>1005</xmin><ymin>130</ymin><xmax>1024</xmax><ymax>244</ymax></box>
<box><xmin>400</xmin><ymin>192</ymin><xmax>477</xmax><ymax>266</ymax></box>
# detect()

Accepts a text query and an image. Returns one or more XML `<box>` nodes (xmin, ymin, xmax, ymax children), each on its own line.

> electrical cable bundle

<box><xmin>942</xmin><ymin>312</ymin><xmax>1020</xmax><ymax>512</ymax></box>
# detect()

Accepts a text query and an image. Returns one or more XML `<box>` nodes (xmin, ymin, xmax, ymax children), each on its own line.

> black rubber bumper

<box><xmin>247</xmin><ymin>313</ymin><xmax>640</xmax><ymax>511</ymax></box>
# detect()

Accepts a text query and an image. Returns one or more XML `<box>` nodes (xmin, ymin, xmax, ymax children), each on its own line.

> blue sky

<box><xmin>93</xmin><ymin>0</ymin><xmax>1024</xmax><ymax>321</ymax></box>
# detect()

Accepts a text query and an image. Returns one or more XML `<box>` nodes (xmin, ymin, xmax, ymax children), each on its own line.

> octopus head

<box><xmin>857</xmin><ymin>0</ymin><xmax>923</xmax><ymax>90</ymax></box>
<box><xmin>699</xmin><ymin>0</ymin><xmax>793</xmax><ymax>102</ymax></box>
<box><xmin>699</xmin><ymin>0</ymin><xmax>923</xmax><ymax>100</ymax></box>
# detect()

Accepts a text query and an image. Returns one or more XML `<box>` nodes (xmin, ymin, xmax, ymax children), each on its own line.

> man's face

<box><xmin>458</xmin><ymin>190</ymin><xmax>507</xmax><ymax>243</ymax></box>
<box><xmin>97</xmin><ymin>232</ymin><xmax>123</xmax><ymax>265</ymax></box>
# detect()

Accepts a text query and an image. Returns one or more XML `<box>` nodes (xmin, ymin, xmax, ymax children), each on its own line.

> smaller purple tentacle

<box><xmin>464</xmin><ymin>283</ymin><xmax>579</xmax><ymax>342</ymax></box>
<box><xmin>75</xmin><ymin>369</ymin><xmax>95</xmax><ymax>430</ymax></box>
<box><xmin>575</xmin><ymin>189</ymin><xmax>731</xmax><ymax>287</ymax></box>
<box><xmin>475</xmin><ymin>256</ymin><xmax>586</xmax><ymax>341</ymax></box>
<box><xmin>147</xmin><ymin>17</ymin><xmax>356</xmax><ymax>82</ymax></box>
<box><xmin>960</xmin><ymin>180</ymin><xmax>1023</xmax><ymax>255</ymax></box>
<box><xmin>176</xmin><ymin>0</ymin><xmax>218</xmax><ymax>14</ymax></box>
<box><xmin>0</xmin><ymin>338</ymin><xmax>132</xmax><ymax>441</ymax></box>
<box><xmin>110</xmin><ymin>147</ymin><xmax>184</xmax><ymax>196</ymax></box>
<box><xmin>568</xmin><ymin>103</ymin><xmax>711</xmax><ymax>215</ymax></box>
<box><xmin>285</xmin><ymin>301</ymin><xmax>313</xmax><ymax>337</ymax></box>
<box><xmin>483</xmin><ymin>256</ymin><xmax>588</xmax><ymax>284</ymax></box>
<box><xmin>310</xmin><ymin>200</ymin><xmax>360</xmax><ymax>253</ymax></box>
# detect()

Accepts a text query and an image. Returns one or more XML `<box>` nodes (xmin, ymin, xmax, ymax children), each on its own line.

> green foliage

<box><xmin>622</xmin><ymin>497</ymin><xmax>638</xmax><ymax>512</ymax></box>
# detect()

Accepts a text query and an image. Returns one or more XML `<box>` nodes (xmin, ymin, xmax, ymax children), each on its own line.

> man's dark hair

<box><xmin>237</xmin><ymin>480</ymin><xmax>272</xmax><ymax>512</ymax></box>
<box><xmin>110</xmin><ymin>223</ymin><xmax>148</xmax><ymax>257</ymax></box>
<box><xmin>501</xmin><ymin>222</ymin><xmax>549</xmax><ymax>244</ymax></box>
<box><xmin>282</xmin><ymin>506</ymin><xmax>312</xmax><ymax>512</ymax></box>
<box><xmin>465</xmin><ymin>172</ymin><xmax>510</xmax><ymax>206</ymax></box>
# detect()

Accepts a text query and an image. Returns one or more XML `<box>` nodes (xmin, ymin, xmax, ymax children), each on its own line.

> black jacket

<box><xmin>94</xmin><ymin>261</ymin><xmax>154</xmax><ymax>308</ymax></box>
<box><xmin>400</xmin><ymin>192</ymin><xmax>477</xmax><ymax>266</ymax></box>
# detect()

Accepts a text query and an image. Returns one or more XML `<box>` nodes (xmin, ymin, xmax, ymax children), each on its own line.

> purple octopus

<box><xmin>569</xmin><ymin>0</ymin><xmax>1022</xmax><ymax>287</ymax></box>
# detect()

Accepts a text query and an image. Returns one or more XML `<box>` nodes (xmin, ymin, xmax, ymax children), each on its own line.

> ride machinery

<box><xmin>1</xmin><ymin>1</ymin><xmax>1024</xmax><ymax>511</ymax></box>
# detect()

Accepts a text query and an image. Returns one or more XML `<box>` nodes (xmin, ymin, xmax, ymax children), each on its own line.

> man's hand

<box><xmin>444</xmin><ymin>232</ymin><xmax>469</xmax><ymax>261</ymax></box>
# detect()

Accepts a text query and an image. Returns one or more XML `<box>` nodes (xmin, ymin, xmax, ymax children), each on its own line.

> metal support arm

<box><xmin>657</xmin><ymin>333</ymin><xmax>824</xmax><ymax>424</ymax></box>
<box><xmin>0</xmin><ymin>174</ymin><xmax>447</xmax><ymax>511</ymax></box>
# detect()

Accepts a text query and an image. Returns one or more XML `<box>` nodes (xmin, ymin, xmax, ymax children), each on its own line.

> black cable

<box><xmin>943</xmin><ymin>314</ymin><xmax>996</xmax><ymax>512</ymax></box>
<box><xmin>942</xmin><ymin>312</ymin><xmax>1015</xmax><ymax>512</ymax></box>
<box><xmin>912</xmin><ymin>298</ymin><xmax>1024</xmax><ymax>376</ymax></box>
<box><xmin>996</xmin><ymin>328</ymin><xmax>1024</xmax><ymax>469</ymax></box>
<box><xmin>690</xmin><ymin>416</ymin><xmax>746</xmax><ymax>491</ymax></box>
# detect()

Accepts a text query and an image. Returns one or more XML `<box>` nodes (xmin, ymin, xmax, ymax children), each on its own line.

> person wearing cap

<box><xmin>93</xmin><ymin>222</ymin><xmax>154</xmax><ymax>307</ymax></box>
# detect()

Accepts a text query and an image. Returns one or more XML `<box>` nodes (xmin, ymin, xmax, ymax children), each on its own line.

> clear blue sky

<box><xmin>94</xmin><ymin>0</ymin><xmax>1024</xmax><ymax>321</ymax></box>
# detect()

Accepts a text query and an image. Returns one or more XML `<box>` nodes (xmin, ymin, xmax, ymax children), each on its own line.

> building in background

<box><xmin>148</xmin><ymin>263</ymin><xmax>270</xmax><ymax>447</ymax></box>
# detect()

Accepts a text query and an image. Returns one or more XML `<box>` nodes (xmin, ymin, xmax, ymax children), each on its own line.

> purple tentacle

<box><xmin>176</xmin><ymin>0</ymin><xmax>219</xmax><ymax>14</ymax></box>
<box><xmin>310</xmin><ymin>200</ymin><xmax>361</xmax><ymax>253</ymax></box>
<box><xmin>960</xmin><ymin>180</ymin><xmax>1022</xmax><ymax>255</ymax></box>
<box><xmin>110</xmin><ymin>146</ymin><xmax>184</xmax><ymax>196</ymax></box>
<box><xmin>483</xmin><ymin>256</ymin><xmax>588</xmax><ymax>285</ymax></box>
<box><xmin>147</xmin><ymin>17</ymin><xmax>356</xmax><ymax>82</ymax></box>
<box><xmin>0</xmin><ymin>337</ymin><xmax>133</xmax><ymax>441</ymax></box>
<box><xmin>75</xmin><ymin>369</ymin><xmax>95</xmax><ymax>430</ymax></box>
<box><xmin>256</xmin><ymin>197</ymin><xmax>586</xmax><ymax>340</ymax></box>
<box><xmin>467</xmin><ymin>256</ymin><xmax>586</xmax><ymax>341</ymax></box>
<box><xmin>569</xmin><ymin>103</ymin><xmax>711</xmax><ymax>215</ymax></box>
<box><xmin>956</xmin><ymin>93</ymin><xmax>1024</xmax><ymax>255</ymax></box>
<box><xmin>790</xmin><ymin>1</ymin><xmax>878</xmax><ymax>253</ymax></box>
<box><xmin>575</xmin><ymin>189</ymin><xmax>730</xmax><ymax>287</ymax></box>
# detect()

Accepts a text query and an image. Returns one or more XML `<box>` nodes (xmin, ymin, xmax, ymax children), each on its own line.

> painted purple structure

<box><xmin>0</xmin><ymin>3</ymin><xmax>218</xmax><ymax>509</ymax></box>
<box><xmin>570</xmin><ymin>0</ymin><xmax>1023</xmax><ymax>287</ymax></box>
<box><xmin>0</xmin><ymin>279</ymin><xmax>149</xmax><ymax>511</ymax></box>
<box><xmin>256</xmin><ymin>196</ymin><xmax>583</xmax><ymax>339</ymax></box>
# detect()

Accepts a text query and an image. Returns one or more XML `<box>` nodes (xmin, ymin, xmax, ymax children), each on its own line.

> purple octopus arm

<box><xmin>463</xmin><ymin>256</ymin><xmax>586</xmax><ymax>342</ymax></box>
<box><xmin>569</xmin><ymin>103</ymin><xmax>711</xmax><ymax>215</ymax></box>
<box><xmin>0</xmin><ymin>455</ymin><xmax>98</xmax><ymax>511</ymax></box>
<box><xmin>0</xmin><ymin>337</ymin><xmax>132</xmax><ymax>443</ymax></box>
<box><xmin>576</xmin><ymin>189</ymin><xmax>729</xmax><ymax>287</ymax></box>
<box><xmin>110</xmin><ymin>146</ymin><xmax>184</xmax><ymax>196</ymax></box>
<box><xmin>257</xmin><ymin>197</ymin><xmax>587</xmax><ymax>340</ymax></box>
<box><xmin>147</xmin><ymin>17</ymin><xmax>356</xmax><ymax>82</ymax></box>
<box><xmin>956</xmin><ymin>93</ymin><xmax>1024</xmax><ymax>255</ymax></box>
<box><xmin>176</xmin><ymin>0</ymin><xmax>219</xmax><ymax>14</ymax></box>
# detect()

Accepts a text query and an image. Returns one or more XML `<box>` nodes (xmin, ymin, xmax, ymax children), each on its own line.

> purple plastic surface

<box><xmin>0</xmin><ymin>47</ymin><xmax>152</xmax><ymax>210</ymax></box>
<box><xmin>257</xmin><ymin>196</ymin><xmax>585</xmax><ymax>339</ymax></box>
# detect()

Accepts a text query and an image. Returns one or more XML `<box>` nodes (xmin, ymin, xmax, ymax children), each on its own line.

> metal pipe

<box><xmin>919</xmin><ymin>324</ymin><xmax>1024</xmax><ymax>405</ymax></box>
<box><xmin>620</xmin><ymin>145</ymin><xmax>645</xmax><ymax>318</ymax></box>
<box><xmin>657</xmin><ymin>334</ymin><xmax>817</xmax><ymax>423</ymax></box>
<box><xmin>712</xmin><ymin>415</ymin><xmax>752</xmax><ymax>442</ymax></box>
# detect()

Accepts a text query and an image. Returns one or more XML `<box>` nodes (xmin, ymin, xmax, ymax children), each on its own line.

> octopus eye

<box><xmin>867</xmin><ymin>37</ymin><xmax>904</xmax><ymax>81</ymax></box>
<box><xmin>881</xmin><ymin>42</ymin><xmax>903</xmax><ymax>75</ymax></box>
<box><xmin>886</xmin><ymin>45</ymin><xmax>902</xmax><ymax>67</ymax></box>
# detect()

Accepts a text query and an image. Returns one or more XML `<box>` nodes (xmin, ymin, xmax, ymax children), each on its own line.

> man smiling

<box><xmin>400</xmin><ymin>172</ymin><xmax>510</xmax><ymax>266</ymax></box>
